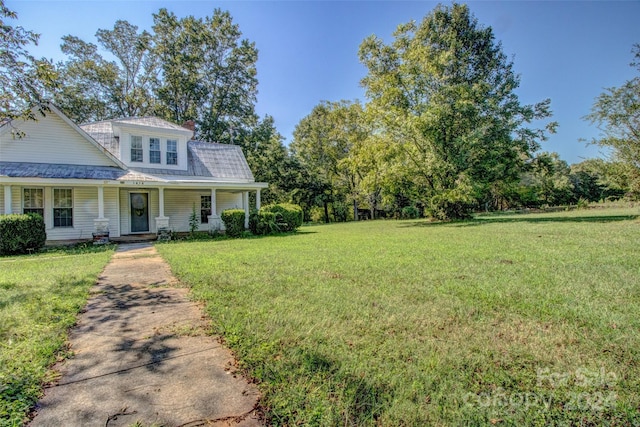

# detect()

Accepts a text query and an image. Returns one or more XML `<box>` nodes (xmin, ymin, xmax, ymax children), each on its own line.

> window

<box><xmin>149</xmin><ymin>138</ymin><xmax>161</xmax><ymax>164</ymax></box>
<box><xmin>23</xmin><ymin>188</ymin><xmax>44</xmax><ymax>217</ymax></box>
<box><xmin>131</xmin><ymin>135</ymin><xmax>143</xmax><ymax>162</ymax></box>
<box><xmin>53</xmin><ymin>189</ymin><xmax>73</xmax><ymax>227</ymax></box>
<box><xmin>166</xmin><ymin>139</ymin><xmax>177</xmax><ymax>165</ymax></box>
<box><xmin>201</xmin><ymin>196</ymin><xmax>211</xmax><ymax>223</ymax></box>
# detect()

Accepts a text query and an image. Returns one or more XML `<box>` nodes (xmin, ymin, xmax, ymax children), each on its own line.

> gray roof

<box><xmin>0</xmin><ymin>162</ymin><xmax>161</xmax><ymax>181</ymax></box>
<box><xmin>80</xmin><ymin>119</ymin><xmax>254</xmax><ymax>182</ymax></box>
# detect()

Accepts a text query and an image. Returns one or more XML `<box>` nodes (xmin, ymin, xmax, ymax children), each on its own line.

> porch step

<box><xmin>111</xmin><ymin>234</ymin><xmax>158</xmax><ymax>244</ymax></box>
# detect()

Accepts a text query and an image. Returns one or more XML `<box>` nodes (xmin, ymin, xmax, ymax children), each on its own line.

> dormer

<box><xmin>111</xmin><ymin>117</ymin><xmax>194</xmax><ymax>171</ymax></box>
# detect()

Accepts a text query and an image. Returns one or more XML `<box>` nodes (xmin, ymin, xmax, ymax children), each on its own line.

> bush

<box><xmin>400</xmin><ymin>205</ymin><xmax>421</xmax><ymax>219</ymax></box>
<box><xmin>249</xmin><ymin>209</ymin><xmax>279</xmax><ymax>236</ymax></box>
<box><xmin>0</xmin><ymin>213</ymin><xmax>47</xmax><ymax>255</ymax></box>
<box><xmin>221</xmin><ymin>209</ymin><xmax>246</xmax><ymax>237</ymax></box>
<box><xmin>428</xmin><ymin>177</ymin><xmax>477</xmax><ymax>220</ymax></box>
<box><xmin>261</xmin><ymin>203</ymin><xmax>303</xmax><ymax>232</ymax></box>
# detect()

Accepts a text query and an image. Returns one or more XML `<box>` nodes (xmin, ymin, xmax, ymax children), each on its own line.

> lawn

<box><xmin>0</xmin><ymin>244</ymin><xmax>114</xmax><ymax>427</ymax></box>
<box><xmin>157</xmin><ymin>207</ymin><xmax>640</xmax><ymax>426</ymax></box>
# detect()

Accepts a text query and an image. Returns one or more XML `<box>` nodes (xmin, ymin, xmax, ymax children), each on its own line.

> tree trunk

<box><xmin>323</xmin><ymin>201</ymin><xmax>329</xmax><ymax>223</ymax></box>
<box><xmin>353</xmin><ymin>200</ymin><xmax>358</xmax><ymax>221</ymax></box>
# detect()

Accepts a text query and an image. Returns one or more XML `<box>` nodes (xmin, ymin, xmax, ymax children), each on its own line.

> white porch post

<box><xmin>158</xmin><ymin>187</ymin><xmax>165</xmax><ymax>218</ymax></box>
<box><xmin>207</xmin><ymin>188</ymin><xmax>221</xmax><ymax>231</ymax></box>
<box><xmin>97</xmin><ymin>186</ymin><xmax>105</xmax><ymax>219</ymax></box>
<box><xmin>4</xmin><ymin>185</ymin><xmax>12</xmax><ymax>214</ymax></box>
<box><xmin>256</xmin><ymin>189</ymin><xmax>261</xmax><ymax>211</ymax></box>
<box><xmin>93</xmin><ymin>186</ymin><xmax>110</xmax><ymax>243</ymax></box>
<box><xmin>155</xmin><ymin>187</ymin><xmax>170</xmax><ymax>234</ymax></box>
<box><xmin>243</xmin><ymin>191</ymin><xmax>249</xmax><ymax>229</ymax></box>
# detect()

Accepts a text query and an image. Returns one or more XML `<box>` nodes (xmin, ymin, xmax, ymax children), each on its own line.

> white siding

<box><xmin>163</xmin><ymin>190</ymin><xmax>243</xmax><ymax>233</ymax></box>
<box><xmin>104</xmin><ymin>188</ymin><xmax>120</xmax><ymax>237</ymax></box>
<box><xmin>0</xmin><ymin>186</ymin><xmax>3</xmax><ymax>214</ymax></box>
<box><xmin>0</xmin><ymin>113</ymin><xmax>117</xmax><ymax>166</ymax></box>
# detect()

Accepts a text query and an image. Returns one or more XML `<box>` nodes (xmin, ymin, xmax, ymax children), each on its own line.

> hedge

<box><xmin>0</xmin><ymin>213</ymin><xmax>47</xmax><ymax>255</ymax></box>
<box><xmin>261</xmin><ymin>203</ymin><xmax>303</xmax><ymax>232</ymax></box>
<box><xmin>220</xmin><ymin>209</ymin><xmax>246</xmax><ymax>237</ymax></box>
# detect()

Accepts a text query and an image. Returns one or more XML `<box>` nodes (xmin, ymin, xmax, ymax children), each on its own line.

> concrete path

<box><xmin>29</xmin><ymin>243</ymin><xmax>262</xmax><ymax>427</ymax></box>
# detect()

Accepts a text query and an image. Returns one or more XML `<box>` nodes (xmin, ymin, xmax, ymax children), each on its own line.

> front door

<box><xmin>130</xmin><ymin>193</ymin><xmax>149</xmax><ymax>233</ymax></box>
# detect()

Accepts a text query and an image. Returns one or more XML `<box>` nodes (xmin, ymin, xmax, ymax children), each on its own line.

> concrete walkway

<box><xmin>29</xmin><ymin>243</ymin><xmax>262</xmax><ymax>427</ymax></box>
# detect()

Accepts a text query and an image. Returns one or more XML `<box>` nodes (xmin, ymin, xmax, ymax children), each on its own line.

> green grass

<box><xmin>0</xmin><ymin>244</ymin><xmax>114</xmax><ymax>427</ymax></box>
<box><xmin>157</xmin><ymin>208</ymin><xmax>640</xmax><ymax>426</ymax></box>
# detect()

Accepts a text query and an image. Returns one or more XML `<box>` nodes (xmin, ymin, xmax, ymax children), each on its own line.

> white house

<box><xmin>0</xmin><ymin>104</ymin><xmax>267</xmax><ymax>242</ymax></box>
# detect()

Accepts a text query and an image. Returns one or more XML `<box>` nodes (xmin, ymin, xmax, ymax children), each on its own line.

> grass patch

<box><xmin>0</xmin><ymin>244</ymin><xmax>114</xmax><ymax>426</ymax></box>
<box><xmin>156</xmin><ymin>207</ymin><xmax>640</xmax><ymax>426</ymax></box>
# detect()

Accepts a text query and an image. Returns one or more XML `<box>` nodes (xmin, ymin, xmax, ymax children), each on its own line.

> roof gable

<box><xmin>0</xmin><ymin>104</ymin><xmax>125</xmax><ymax>169</ymax></box>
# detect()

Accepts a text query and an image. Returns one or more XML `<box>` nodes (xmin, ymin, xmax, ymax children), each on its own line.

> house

<box><xmin>0</xmin><ymin>104</ymin><xmax>267</xmax><ymax>242</ymax></box>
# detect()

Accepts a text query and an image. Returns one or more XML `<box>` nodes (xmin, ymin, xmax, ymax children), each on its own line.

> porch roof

<box><xmin>0</xmin><ymin>161</ymin><xmax>160</xmax><ymax>181</ymax></box>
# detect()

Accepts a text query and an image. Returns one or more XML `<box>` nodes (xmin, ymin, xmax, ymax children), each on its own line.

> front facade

<box><xmin>0</xmin><ymin>105</ymin><xmax>267</xmax><ymax>241</ymax></box>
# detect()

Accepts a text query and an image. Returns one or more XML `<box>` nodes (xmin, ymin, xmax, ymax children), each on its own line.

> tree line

<box><xmin>3</xmin><ymin>1</ymin><xmax>638</xmax><ymax>220</ymax></box>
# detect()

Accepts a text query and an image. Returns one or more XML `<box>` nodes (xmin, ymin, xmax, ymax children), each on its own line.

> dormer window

<box><xmin>149</xmin><ymin>138</ymin><xmax>161</xmax><ymax>164</ymax></box>
<box><xmin>167</xmin><ymin>140</ymin><xmax>178</xmax><ymax>165</ymax></box>
<box><xmin>131</xmin><ymin>136</ymin><xmax>143</xmax><ymax>162</ymax></box>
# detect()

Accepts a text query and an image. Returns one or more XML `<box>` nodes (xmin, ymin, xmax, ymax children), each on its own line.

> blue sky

<box><xmin>7</xmin><ymin>0</ymin><xmax>640</xmax><ymax>164</ymax></box>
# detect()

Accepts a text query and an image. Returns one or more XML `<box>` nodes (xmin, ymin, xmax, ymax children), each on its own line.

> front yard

<box><xmin>0</xmin><ymin>245</ymin><xmax>114</xmax><ymax>427</ymax></box>
<box><xmin>157</xmin><ymin>208</ymin><xmax>640</xmax><ymax>426</ymax></box>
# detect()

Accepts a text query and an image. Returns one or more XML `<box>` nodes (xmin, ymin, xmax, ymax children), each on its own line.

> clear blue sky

<box><xmin>7</xmin><ymin>0</ymin><xmax>640</xmax><ymax>164</ymax></box>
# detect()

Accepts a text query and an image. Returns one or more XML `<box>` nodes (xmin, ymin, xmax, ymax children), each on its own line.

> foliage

<box><xmin>585</xmin><ymin>43</ymin><xmax>640</xmax><ymax>194</ymax></box>
<box><xmin>0</xmin><ymin>246</ymin><xmax>113</xmax><ymax>426</ymax></box>
<box><xmin>427</xmin><ymin>175</ymin><xmax>477</xmax><ymax>220</ymax></box>
<box><xmin>188</xmin><ymin>204</ymin><xmax>199</xmax><ymax>236</ymax></box>
<box><xmin>249</xmin><ymin>210</ymin><xmax>279</xmax><ymax>236</ymax></box>
<box><xmin>157</xmin><ymin>208</ymin><xmax>640</xmax><ymax>426</ymax></box>
<box><xmin>220</xmin><ymin>209</ymin><xmax>246</xmax><ymax>237</ymax></box>
<box><xmin>0</xmin><ymin>0</ymin><xmax>57</xmax><ymax>125</ymax></box>
<box><xmin>0</xmin><ymin>214</ymin><xmax>46</xmax><ymax>255</ymax></box>
<box><xmin>261</xmin><ymin>203</ymin><xmax>304</xmax><ymax>232</ymax></box>
<box><xmin>400</xmin><ymin>205</ymin><xmax>420</xmax><ymax>219</ymax></box>
<box><xmin>358</xmin><ymin>3</ymin><xmax>556</xmax><ymax>219</ymax></box>
<box><xmin>54</xmin><ymin>20</ymin><xmax>155</xmax><ymax>123</ymax></box>
<box><xmin>151</xmin><ymin>8</ymin><xmax>258</xmax><ymax>142</ymax></box>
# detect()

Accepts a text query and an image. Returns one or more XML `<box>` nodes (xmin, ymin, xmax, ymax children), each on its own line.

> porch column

<box><xmin>4</xmin><ymin>185</ymin><xmax>12</xmax><ymax>214</ymax></box>
<box><xmin>158</xmin><ymin>187</ymin><xmax>165</xmax><ymax>218</ymax></box>
<box><xmin>93</xmin><ymin>186</ymin><xmax>110</xmax><ymax>243</ymax></box>
<box><xmin>97</xmin><ymin>186</ymin><xmax>105</xmax><ymax>219</ymax></box>
<box><xmin>155</xmin><ymin>187</ymin><xmax>170</xmax><ymax>234</ymax></box>
<box><xmin>207</xmin><ymin>188</ymin><xmax>221</xmax><ymax>231</ymax></box>
<box><xmin>243</xmin><ymin>191</ymin><xmax>249</xmax><ymax>229</ymax></box>
<box><xmin>256</xmin><ymin>189</ymin><xmax>261</xmax><ymax>211</ymax></box>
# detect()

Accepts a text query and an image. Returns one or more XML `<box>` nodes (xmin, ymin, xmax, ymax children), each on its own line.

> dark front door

<box><xmin>130</xmin><ymin>193</ymin><xmax>149</xmax><ymax>233</ymax></box>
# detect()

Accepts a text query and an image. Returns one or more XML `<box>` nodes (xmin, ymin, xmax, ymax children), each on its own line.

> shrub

<box><xmin>262</xmin><ymin>203</ymin><xmax>303</xmax><ymax>232</ymax></box>
<box><xmin>428</xmin><ymin>176</ymin><xmax>477</xmax><ymax>220</ymax></box>
<box><xmin>249</xmin><ymin>209</ymin><xmax>279</xmax><ymax>236</ymax></box>
<box><xmin>0</xmin><ymin>213</ymin><xmax>47</xmax><ymax>255</ymax></box>
<box><xmin>221</xmin><ymin>209</ymin><xmax>246</xmax><ymax>237</ymax></box>
<box><xmin>400</xmin><ymin>205</ymin><xmax>421</xmax><ymax>219</ymax></box>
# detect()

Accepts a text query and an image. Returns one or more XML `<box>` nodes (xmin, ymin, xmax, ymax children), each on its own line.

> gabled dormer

<box><xmin>81</xmin><ymin>117</ymin><xmax>194</xmax><ymax>171</ymax></box>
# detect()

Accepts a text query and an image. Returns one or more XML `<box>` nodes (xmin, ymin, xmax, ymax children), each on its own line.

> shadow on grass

<box><xmin>400</xmin><ymin>214</ymin><xmax>639</xmax><ymax>228</ymax></box>
<box><xmin>158</xmin><ymin>229</ymin><xmax>317</xmax><ymax>245</ymax></box>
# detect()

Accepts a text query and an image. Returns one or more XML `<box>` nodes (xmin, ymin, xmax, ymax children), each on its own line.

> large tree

<box><xmin>0</xmin><ymin>0</ymin><xmax>56</xmax><ymax>124</ymax></box>
<box><xmin>54</xmin><ymin>20</ymin><xmax>155</xmax><ymax>123</ymax></box>
<box><xmin>358</xmin><ymin>3</ymin><xmax>556</xmax><ymax>219</ymax></box>
<box><xmin>151</xmin><ymin>8</ymin><xmax>258</xmax><ymax>142</ymax></box>
<box><xmin>585</xmin><ymin>43</ymin><xmax>640</xmax><ymax>197</ymax></box>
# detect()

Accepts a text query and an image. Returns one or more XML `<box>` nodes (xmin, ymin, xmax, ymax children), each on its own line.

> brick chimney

<box><xmin>182</xmin><ymin>120</ymin><xmax>195</xmax><ymax>140</ymax></box>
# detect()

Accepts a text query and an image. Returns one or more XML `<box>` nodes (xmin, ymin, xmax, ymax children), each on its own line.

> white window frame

<box><xmin>166</xmin><ymin>139</ymin><xmax>178</xmax><ymax>165</ymax></box>
<box><xmin>131</xmin><ymin>135</ymin><xmax>143</xmax><ymax>163</ymax></box>
<box><xmin>149</xmin><ymin>138</ymin><xmax>161</xmax><ymax>164</ymax></box>
<box><xmin>22</xmin><ymin>187</ymin><xmax>44</xmax><ymax>217</ymax></box>
<box><xmin>53</xmin><ymin>188</ymin><xmax>73</xmax><ymax>228</ymax></box>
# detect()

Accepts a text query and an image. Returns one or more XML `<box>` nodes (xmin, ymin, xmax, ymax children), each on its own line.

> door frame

<box><xmin>129</xmin><ymin>191</ymin><xmax>150</xmax><ymax>234</ymax></box>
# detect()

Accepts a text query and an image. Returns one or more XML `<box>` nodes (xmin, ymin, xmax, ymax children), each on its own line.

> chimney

<box><xmin>182</xmin><ymin>120</ymin><xmax>195</xmax><ymax>140</ymax></box>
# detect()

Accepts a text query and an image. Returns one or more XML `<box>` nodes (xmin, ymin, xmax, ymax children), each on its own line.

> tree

<box><xmin>291</xmin><ymin>101</ymin><xmax>366</xmax><ymax>222</ymax></box>
<box><xmin>585</xmin><ymin>43</ymin><xmax>640</xmax><ymax>197</ymax></box>
<box><xmin>54</xmin><ymin>20</ymin><xmax>155</xmax><ymax>123</ymax></box>
<box><xmin>0</xmin><ymin>0</ymin><xmax>56</xmax><ymax>124</ymax></box>
<box><xmin>151</xmin><ymin>8</ymin><xmax>259</xmax><ymax>142</ymax></box>
<box><xmin>358</xmin><ymin>3</ymin><xmax>556</xmax><ymax>219</ymax></box>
